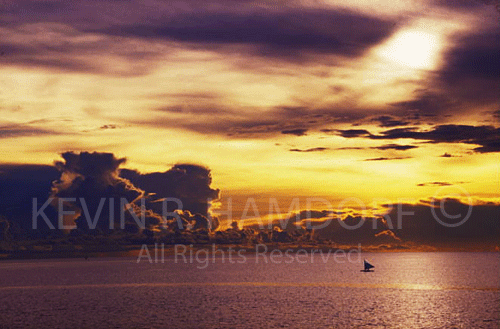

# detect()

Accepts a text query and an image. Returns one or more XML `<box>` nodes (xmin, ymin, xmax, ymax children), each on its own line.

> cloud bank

<box><xmin>0</xmin><ymin>152</ymin><xmax>220</xmax><ymax>238</ymax></box>
<box><xmin>0</xmin><ymin>152</ymin><xmax>498</xmax><ymax>250</ymax></box>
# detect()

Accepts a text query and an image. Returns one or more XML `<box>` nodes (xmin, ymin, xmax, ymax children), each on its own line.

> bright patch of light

<box><xmin>376</xmin><ymin>30</ymin><xmax>442</xmax><ymax>69</ymax></box>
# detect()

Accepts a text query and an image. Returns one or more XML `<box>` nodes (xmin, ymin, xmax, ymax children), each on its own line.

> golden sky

<box><xmin>0</xmin><ymin>0</ymin><xmax>499</xmax><ymax>223</ymax></box>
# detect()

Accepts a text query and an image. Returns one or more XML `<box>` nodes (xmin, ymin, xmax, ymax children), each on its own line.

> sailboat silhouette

<box><xmin>361</xmin><ymin>259</ymin><xmax>375</xmax><ymax>272</ymax></box>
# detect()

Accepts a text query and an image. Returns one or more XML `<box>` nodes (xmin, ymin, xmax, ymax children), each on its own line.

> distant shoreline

<box><xmin>1</xmin><ymin>243</ymin><xmax>498</xmax><ymax>260</ymax></box>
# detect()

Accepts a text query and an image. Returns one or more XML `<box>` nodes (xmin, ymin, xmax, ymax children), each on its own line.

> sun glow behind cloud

<box><xmin>376</xmin><ymin>30</ymin><xmax>443</xmax><ymax>69</ymax></box>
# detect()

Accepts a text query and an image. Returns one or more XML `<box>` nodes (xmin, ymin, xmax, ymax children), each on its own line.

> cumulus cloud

<box><xmin>120</xmin><ymin>164</ymin><xmax>219</xmax><ymax>217</ymax></box>
<box><xmin>244</xmin><ymin>209</ymin><xmax>398</xmax><ymax>245</ymax></box>
<box><xmin>301</xmin><ymin>214</ymin><xmax>396</xmax><ymax>245</ymax></box>
<box><xmin>0</xmin><ymin>152</ymin><xmax>223</xmax><ymax>238</ymax></box>
<box><xmin>381</xmin><ymin>198</ymin><xmax>500</xmax><ymax>246</ymax></box>
<box><xmin>1</xmin><ymin>153</ymin><xmax>498</xmax><ymax>250</ymax></box>
<box><xmin>54</xmin><ymin>152</ymin><xmax>126</xmax><ymax>187</ymax></box>
<box><xmin>175</xmin><ymin>210</ymin><xmax>216</xmax><ymax>231</ymax></box>
<box><xmin>51</xmin><ymin>152</ymin><xmax>146</xmax><ymax>233</ymax></box>
<box><xmin>242</xmin><ymin>198</ymin><xmax>500</xmax><ymax>248</ymax></box>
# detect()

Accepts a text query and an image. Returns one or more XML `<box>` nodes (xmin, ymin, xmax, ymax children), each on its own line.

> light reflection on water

<box><xmin>1</xmin><ymin>281</ymin><xmax>499</xmax><ymax>291</ymax></box>
<box><xmin>0</xmin><ymin>252</ymin><xmax>499</xmax><ymax>328</ymax></box>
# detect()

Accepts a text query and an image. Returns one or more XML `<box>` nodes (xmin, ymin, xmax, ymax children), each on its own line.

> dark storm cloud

<box><xmin>54</xmin><ymin>151</ymin><xmax>126</xmax><ymax>183</ymax></box>
<box><xmin>382</xmin><ymin>199</ymin><xmax>500</xmax><ymax>246</ymax></box>
<box><xmin>0</xmin><ymin>164</ymin><xmax>60</xmax><ymax>238</ymax></box>
<box><xmin>52</xmin><ymin>152</ymin><xmax>220</xmax><ymax>233</ymax></box>
<box><xmin>289</xmin><ymin>147</ymin><xmax>329</xmax><ymax>152</ymax></box>
<box><xmin>244</xmin><ymin>209</ymin><xmax>397</xmax><ymax>245</ymax></box>
<box><xmin>0</xmin><ymin>164</ymin><xmax>58</xmax><ymax>181</ymax></box>
<box><xmin>98</xmin><ymin>9</ymin><xmax>398</xmax><ymax>59</ymax></box>
<box><xmin>120</xmin><ymin>164</ymin><xmax>220</xmax><ymax>218</ymax></box>
<box><xmin>122</xmin><ymin>21</ymin><xmax>500</xmax><ymax>137</ymax></box>
<box><xmin>313</xmin><ymin>215</ymin><xmax>396</xmax><ymax>245</ymax></box>
<box><xmin>441</xmin><ymin>31</ymin><xmax>500</xmax><ymax>81</ymax></box>
<box><xmin>472</xmin><ymin>141</ymin><xmax>500</xmax><ymax>153</ymax></box>
<box><xmin>433</xmin><ymin>0</ymin><xmax>494</xmax><ymax>11</ymax></box>
<box><xmin>338</xmin><ymin>124</ymin><xmax>500</xmax><ymax>153</ymax></box>
<box><xmin>0</xmin><ymin>1</ymin><xmax>399</xmax><ymax>74</ymax></box>
<box><xmin>286</xmin><ymin>211</ymin><xmax>395</xmax><ymax>245</ymax></box>
<box><xmin>430</xmin><ymin>29</ymin><xmax>500</xmax><ymax>108</ymax></box>
<box><xmin>244</xmin><ymin>198</ymin><xmax>500</xmax><ymax>247</ymax></box>
<box><xmin>370</xmin><ymin>144</ymin><xmax>417</xmax><ymax>151</ymax></box>
<box><xmin>0</xmin><ymin>152</ymin><xmax>222</xmax><ymax>239</ymax></box>
<box><xmin>52</xmin><ymin>152</ymin><xmax>147</xmax><ymax>232</ymax></box>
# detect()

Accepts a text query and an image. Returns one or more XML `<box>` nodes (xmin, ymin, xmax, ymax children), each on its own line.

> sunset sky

<box><xmin>0</xmin><ymin>0</ymin><xmax>499</xmax><ymax>227</ymax></box>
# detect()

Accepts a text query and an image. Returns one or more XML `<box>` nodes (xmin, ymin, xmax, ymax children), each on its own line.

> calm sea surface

<box><xmin>0</xmin><ymin>251</ymin><xmax>499</xmax><ymax>328</ymax></box>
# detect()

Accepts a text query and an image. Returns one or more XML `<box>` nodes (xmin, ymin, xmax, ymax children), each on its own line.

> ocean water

<box><xmin>0</xmin><ymin>251</ymin><xmax>499</xmax><ymax>328</ymax></box>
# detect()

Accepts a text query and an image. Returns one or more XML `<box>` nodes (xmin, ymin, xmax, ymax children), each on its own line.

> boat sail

<box><xmin>361</xmin><ymin>259</ymin><xmax>375</xmax><ymax>272</ymax></box>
